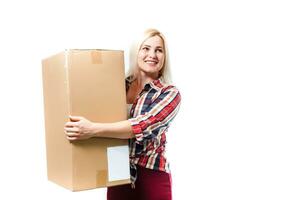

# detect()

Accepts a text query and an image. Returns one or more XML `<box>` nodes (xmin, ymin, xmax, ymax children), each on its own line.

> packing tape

<box><xmin>96</xmin><ymin>170</ymin><xmax>107</xmax><ymax>187</ymax></box>
<box><xmin>91</xmin><ymin>50</ymin><xmax>102</xmax><ymax>64</ymax></box>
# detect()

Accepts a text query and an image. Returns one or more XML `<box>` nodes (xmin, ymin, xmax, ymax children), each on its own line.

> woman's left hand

<box><xmin>64</xmin><ymin>115</ymin><xmax>95</xmax><ymax>141</ymax></box>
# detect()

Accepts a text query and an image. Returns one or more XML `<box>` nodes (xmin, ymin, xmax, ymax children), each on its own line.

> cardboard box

<box><xmin>42</xmin><ymin>49</ymin><xmax>131</xmax><ymax>191</ymax></box>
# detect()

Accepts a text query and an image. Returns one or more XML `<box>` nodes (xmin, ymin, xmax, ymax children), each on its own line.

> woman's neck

<box><xmin>137</xmin><ymin>71</ymin><xmax>158</xmax><ymax>88</ymax></box>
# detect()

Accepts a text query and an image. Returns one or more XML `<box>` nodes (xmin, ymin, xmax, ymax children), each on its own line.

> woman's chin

<box><xmin>140</xmin><ymin>71</ymin><xmax>159</xmax><ymax>78</ymax></box>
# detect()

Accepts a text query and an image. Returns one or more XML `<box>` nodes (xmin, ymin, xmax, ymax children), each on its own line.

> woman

<box><xmin>64</xmin><ymin>28</ymin><xmax>181</xmax><ymax>200</ymax></box>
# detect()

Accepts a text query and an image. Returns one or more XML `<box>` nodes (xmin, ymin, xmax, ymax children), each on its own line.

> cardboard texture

<box><xmin>42</xmin><ymin>49</ymin><xmax>130</xmax><ymax>191</ymax></box>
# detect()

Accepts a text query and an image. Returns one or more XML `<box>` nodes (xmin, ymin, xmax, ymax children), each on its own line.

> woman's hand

<box><xmin>64</xmin><ymin>116</ymin><xmax>95</xmax><ymax>141</ymax></box>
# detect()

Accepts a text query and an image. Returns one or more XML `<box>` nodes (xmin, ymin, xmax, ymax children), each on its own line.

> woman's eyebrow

<box><xmin>142</xmin><ymin>44</ymin><xmax>163</xmax><ymax>49</ymax></box>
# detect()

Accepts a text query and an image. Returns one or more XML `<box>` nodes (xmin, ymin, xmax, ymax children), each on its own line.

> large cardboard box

<box><xmin>42</xmin><ymin>49</ymin><xmax>131</xmax><ymax>191</ymax></box>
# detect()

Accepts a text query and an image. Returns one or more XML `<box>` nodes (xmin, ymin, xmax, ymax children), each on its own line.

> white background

<box><xmin>0</xmin><ymin>0</ymin><xmax>299</xmax><ymax>199</ymax></box>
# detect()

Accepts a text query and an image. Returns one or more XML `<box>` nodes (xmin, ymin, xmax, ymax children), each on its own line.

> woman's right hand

<box><xmin>64</xmin><ymin>116</ymin><xmax>96</xmax><ymax>141</ymax></box>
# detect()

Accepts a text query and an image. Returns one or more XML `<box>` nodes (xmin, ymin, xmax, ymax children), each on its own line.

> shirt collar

<box><xmin>150</xmin><ymin>78</ymin><xmax>165</xmax><ymax>90</ymax></box>
<box><xmin>145</xmin><ymin>77</ymin><xmax>165</xmax><ymax>91</ymax></box>
<box><xmin>126</xmin><ymin>76</ymin><xmax>166</xmax><ymax>91</ymax></box>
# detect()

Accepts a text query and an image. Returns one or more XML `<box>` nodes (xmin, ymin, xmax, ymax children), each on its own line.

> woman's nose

<box><xmin>148</xmin><ymin>50</ymin><xmax>157</xmax><ymax>58</ymax></box>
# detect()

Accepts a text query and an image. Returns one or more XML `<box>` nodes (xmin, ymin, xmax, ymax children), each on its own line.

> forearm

<box><xmin>92</xmin><ymin>120</ymin><xmax>135</xmax><ymax>139</ymax></box>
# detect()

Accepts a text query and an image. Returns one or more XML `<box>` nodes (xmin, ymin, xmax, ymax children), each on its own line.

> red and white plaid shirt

<box><xmin>126</xmin><ymin>77</ymin><xmax>181</xmax><ymax>185</ymax></box>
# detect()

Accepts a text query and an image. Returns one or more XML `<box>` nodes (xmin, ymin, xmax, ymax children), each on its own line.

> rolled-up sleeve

<box><xmin>128</xmin><ymin>86</ymin><xmax>181</xmax><ymax>143</ymax></box>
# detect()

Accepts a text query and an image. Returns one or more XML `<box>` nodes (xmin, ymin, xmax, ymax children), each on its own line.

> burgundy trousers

<box><xmin>107</xmin><ymin>166</ymin><xmax>172</xmax><ymax>200</ymax></box>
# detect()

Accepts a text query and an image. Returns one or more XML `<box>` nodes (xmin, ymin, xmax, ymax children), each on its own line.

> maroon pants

<box><xmin>107</xmin><ymin>166</ymin><xmax>172</xmax><ymax>200</ymax></box>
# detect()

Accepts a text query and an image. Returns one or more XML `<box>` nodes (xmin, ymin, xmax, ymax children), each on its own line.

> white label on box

<box><xmin>107</xmin><ymin>145</ymin><xmax>130</xmax><ymax>182</ymax></box>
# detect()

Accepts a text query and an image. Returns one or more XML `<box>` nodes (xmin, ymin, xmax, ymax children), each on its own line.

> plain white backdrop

<box><xmin>0</xmin><ymin>0</ymin><xmax>299</xmax><ymax>199</ymax></box>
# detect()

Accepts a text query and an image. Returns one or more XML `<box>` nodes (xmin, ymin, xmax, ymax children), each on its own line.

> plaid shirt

<box><xmin>126</xmin><ymin>77</ymin><xmax>181</xmax><ymax>186</ymax></box>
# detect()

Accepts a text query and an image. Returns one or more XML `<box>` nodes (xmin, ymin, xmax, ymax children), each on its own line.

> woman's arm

<box><xmin>64</xmin><ymin>116</ymin><xmax>134</xmax><ymax>141</ymax></box>
<box><xmin>65</xmin><ymin>86</ymin><xmax>181</xmax><ymax>142</ymax></box>
<box><xmin>93</xmin><ymin>120</ymin><xmax>134</xmax><ymax>139</ymax></box>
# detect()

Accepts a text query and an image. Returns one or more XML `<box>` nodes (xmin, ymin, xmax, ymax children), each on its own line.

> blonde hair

<box><xmin>127</xmin><ymin>28</ymin><xmax>172</xmax><ymax>84</ymax></box>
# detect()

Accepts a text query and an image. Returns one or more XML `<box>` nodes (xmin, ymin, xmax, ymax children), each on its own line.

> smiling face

<box><xmin>137</xmin><ymin>35</ymin><xmax>165</xmax><ymax>79</ymax></box>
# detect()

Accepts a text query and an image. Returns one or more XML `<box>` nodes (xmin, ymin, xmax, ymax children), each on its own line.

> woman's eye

<box><xmin>156</xmin><ymin>49</ymin><xmax>163</xmax><ymax>53</ymax></box>
<box><xmin>142</xmin><ymin>47</ymin><xmax>149</xmax><ymax>51</ymax></box>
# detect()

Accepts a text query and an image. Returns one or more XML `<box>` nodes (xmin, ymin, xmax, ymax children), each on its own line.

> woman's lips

<box><xmin>145</xmin><ymin>60</ymin><xmax>158</xmax><ymax>64</ymax></box>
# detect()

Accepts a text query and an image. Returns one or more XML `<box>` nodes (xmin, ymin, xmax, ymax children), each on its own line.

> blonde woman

<box><xmin>64</xmin><ymin>29</ymin><xmax>181</xmax><ymax>200</ymax></box>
